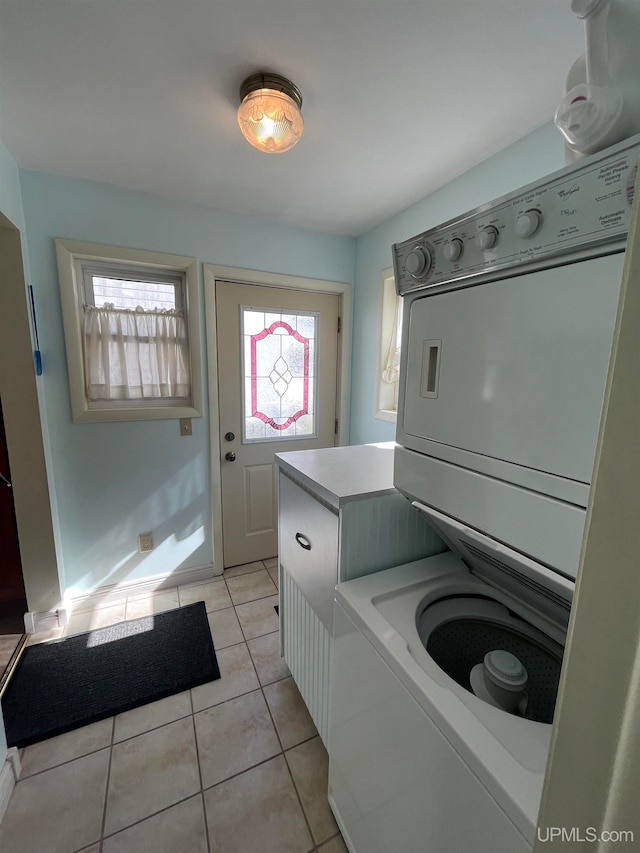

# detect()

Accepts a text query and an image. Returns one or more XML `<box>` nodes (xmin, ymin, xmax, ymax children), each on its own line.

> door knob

<box><xmin>225</xmin><ymin>452</ymin><xmax>237</xmax><ymax>462</ymax></box>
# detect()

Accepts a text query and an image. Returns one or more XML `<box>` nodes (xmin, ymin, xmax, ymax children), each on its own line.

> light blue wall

<box><xmin>350</xmin><ymin>122</ymin><xmax>567</xmax><ymax>444</ymax></box>
<box><xmin>19</xmin><ymin>170</ymin><xmax>355</xmax><ymax>596</ymax></box>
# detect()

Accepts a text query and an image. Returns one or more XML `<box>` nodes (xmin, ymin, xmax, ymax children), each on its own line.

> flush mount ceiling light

<box><xmin>237</xmin><ymin>72</ymin><xmax>303</xmax><ymax>154</ymax></box>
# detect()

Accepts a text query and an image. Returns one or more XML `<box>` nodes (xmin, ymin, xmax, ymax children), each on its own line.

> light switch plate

<box><xmin>180</xmin><ymin>418</ymin><xmax>192</xmax><ymax>436</ymax></box>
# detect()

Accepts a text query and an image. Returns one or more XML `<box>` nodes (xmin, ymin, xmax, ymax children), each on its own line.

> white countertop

<box><xmin>275</xmin><ymin>442</ymin><xmax>397</xmax><ymax>508</ymax></box>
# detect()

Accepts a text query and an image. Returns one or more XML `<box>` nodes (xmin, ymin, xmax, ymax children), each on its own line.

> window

<box><xmin>241</xmin><ymin>307</ymin><xmax>318</xmax><ymax>442</ymax></box>
<box><xmin>375</xmin><ymin>268</ymin><xmax>403</xmax><ymax>422</ymax></box>
<box><xmin>56</xmin><ymin>240</ymin><xmax>203</xmax><ymax>422</ymax></box>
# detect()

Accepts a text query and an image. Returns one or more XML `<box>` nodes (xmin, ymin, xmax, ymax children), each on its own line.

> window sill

<box><xmin>374</xmin><ymin>409</ymin><xmax>397</xmax><ymax>423</ymax></box>
<box><xmin>73</xmin><ymin>403</ymin><xmax>202</xmax><ymax>424</ymax></box>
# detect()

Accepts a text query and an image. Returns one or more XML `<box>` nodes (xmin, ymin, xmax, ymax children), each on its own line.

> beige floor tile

<box><xmin>247</xmin><ymin>631</ymin><xmax>290</xmax><ymax>685</ymax></box>
<box><xmin>21</xmin><ymin>718</ymin><xmax>113</xmax><ymax>777</ymax></box>
<box><xmin>264</xmin><ymin>677</ymin><xmax>317</xmax><ymax>750</ymax></box>
<box><xmin>105</xmin><ymin>715</ymin><xmax>200</xmax><ymax>836</ymax></box>
<box><xmin>286</xmin><ymin>736</ymin><xmax>338</xmax><ymax>844</ymax></box>
<box><xmin>208</xmin><ymin>607</ymin><xmax>244</xmax><ymax>649</ymax></box>
<box><xmin>27</xmin><ymin>627</ymin><xmax>64</xmax><ymax>645</ymax></box>
<box><xmin>64</xmin><ymin>602</ymin><xmax>126</xmax><ymax>636</ymax></box>
<box><xmin>103</xmin><ymin>794</ymin><xmax>208</xmax><ymax>853</ymax></box>
<box><xmin>178</xmin><ymin>579</ymin><xmax>232</xmax><ymax>612</ymax></box>
<box><xmin>267</xmin><ymin>564</ymin><xmax>279</xmax><ymax>587</ymax></box>
<box><xmin>77</xmin><ymin>845</ymin><xmax>101</xmax><ymax>853</ymax></box>
<box><xmin>262</xmin><ymin>556</ymin><xmax>278</xmax><ymax>570</ymax></box>
<box><xmin>223</xmin><ymin>560</ymin><xmax>264</xmax><ymax>579</ymax></box>
<box><xmin>113</xmin><ymin>690</ymin><xmax>192</xmax><ymax>743</ymax></box>
<box><xmin>195</xmin><ymin>689</ymin><xmax>280</xmax><ymax>789</ymax></box>
<box><xmin>124</xmin><ymin>590</ymin><xmax>180</xmax><ymax>620</ymax></box>
<box><xmin>318</xmin><ymin>835</ymin><xmax>348</xmax><ymax>853</ymax></box>
<box><xmin>235</xmin><ymin>594</ymin><xmax>279</xmax><ymax>640</ymax></box>
<box><xmin>0</xmin><ymin>635</ymin><xmax>23</xmax><ymax>671</ymax></box>
<box><xmin>190</xmin><ymin>642</ymin><xmax>259</xmax><ymax>712</ymax></box>
<box><xmin>204</xmin><ymin>755</ymin><xmax>312</xmax><ymax>853</ymax></box>
<box><xmin>0</xmin><ymin>748</ymin><xmax>110</xmax><ymax>853</ymax></box>
<box><xmin>226</xmin><ymin>569</ymin><xmax>277</xmax><ymax>605</ymax></box>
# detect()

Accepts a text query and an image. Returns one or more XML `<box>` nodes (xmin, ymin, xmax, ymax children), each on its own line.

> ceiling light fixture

<box><xmin>237</xmin><ymin>72</ymin><xmax>303</xmax><ymax>154</ymax></box>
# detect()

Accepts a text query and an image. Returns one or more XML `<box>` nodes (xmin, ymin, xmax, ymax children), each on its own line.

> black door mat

<box><xmin>2</xmin><ymin>601</ymin><xmax>220</xmax><ymax>748</ymax></box>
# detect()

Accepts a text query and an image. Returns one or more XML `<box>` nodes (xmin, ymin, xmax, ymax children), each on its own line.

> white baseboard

<box><xmin>23</xmin><ymin>610</ymin><xmax>62</xmax><ymax>634</ymax></box>
<box><xmin>0</xmin><ymin>748</ymin><xmax>21</xmax><ymax>827</ymax></box>
<box><xmin>22</xmin><ymin>563</ymin><xmax>218</xmax><ymax>629</ymax></box>
<box><xmin>68</xmin><ymin>562</ymin><xmax>217</xmax><ymax>614</ymax></box>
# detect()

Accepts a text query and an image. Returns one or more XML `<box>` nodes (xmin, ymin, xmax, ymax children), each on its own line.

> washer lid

<box><xmin>412</xmin><ymin>501</ymin><xmax>574</xmax><ymax>634</ymax></box>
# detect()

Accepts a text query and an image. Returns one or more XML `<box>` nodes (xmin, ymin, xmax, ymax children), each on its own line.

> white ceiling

<box><xmin>0</xmin><ymin>1</ymin><xmax>583</xmax><ymax>237</ymax></box>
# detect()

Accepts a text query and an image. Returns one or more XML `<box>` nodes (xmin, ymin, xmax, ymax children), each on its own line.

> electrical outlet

<box><xmin>138</xmin><ymin>533</ymin><xmax>153</xmax><ymax>553</ymax></box>
<box><xmin>180</xmin><ymin>418</ymin><xmax>192</xmax><ymax>436</ymax></box>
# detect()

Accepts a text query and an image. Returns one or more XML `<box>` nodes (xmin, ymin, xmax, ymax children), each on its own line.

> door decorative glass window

<box><xmin>242</xmin><ymin>308</ymin><xmax>318</xmax><ymax>441</ymax></box>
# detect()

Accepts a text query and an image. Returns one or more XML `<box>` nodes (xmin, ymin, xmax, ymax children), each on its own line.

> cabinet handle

<box><xmin>295</xmin><ymin>532</ymin><xmax>311</xmax><ymax>551</ymax></box>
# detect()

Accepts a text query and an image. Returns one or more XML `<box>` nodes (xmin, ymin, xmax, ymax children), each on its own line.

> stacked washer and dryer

<box><xmin>327</xmin><ymin>134</ymin><xmax>640</xmax><ymax>852</ymax></box>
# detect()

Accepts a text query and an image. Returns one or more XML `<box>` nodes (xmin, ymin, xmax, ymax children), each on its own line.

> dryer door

<box><xmin>400</xmin><ymin>252</ymin><xmax>624</xmax><ymax>486</ymax></box>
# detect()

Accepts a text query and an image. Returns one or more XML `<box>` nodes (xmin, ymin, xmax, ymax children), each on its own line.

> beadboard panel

<box><xmin>339</xmin><ymin>493</ymin><xmax>446</xmax><ymax>582</ymax></box>
<box><xmin>282</xmin><ymin>567</ymin><xmax>331</xmax><ymax>746</ymax></box>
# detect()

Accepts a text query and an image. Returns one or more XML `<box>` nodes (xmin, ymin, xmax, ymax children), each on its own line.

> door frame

<box><xmin>0</xmin><ymin>213</ymin><xmax>62</xmax><ymax>619</ymax></box>
<box><xmin>203</xmin><ymin>264</ymin><xmax>352</xmax><ymax>576</ymax></box>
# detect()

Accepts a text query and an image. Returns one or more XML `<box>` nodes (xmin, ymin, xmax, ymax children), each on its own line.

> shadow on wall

<box><xmin>64</xmin><ymin>450</ymin><xmax>209</xmax><ymax>599</ymax></box>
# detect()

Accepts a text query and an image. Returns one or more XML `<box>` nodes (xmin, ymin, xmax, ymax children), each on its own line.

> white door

<box><xmin>216</xmin><ymin>281</ymin><xmax>340</xmax><ymax>568</ymax></box>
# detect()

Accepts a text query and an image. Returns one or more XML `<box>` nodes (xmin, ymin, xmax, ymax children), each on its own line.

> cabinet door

<box><xmin>279</xmin><ymin>474</ymin><xmax>339</xmax><ymax>631</ymax></box>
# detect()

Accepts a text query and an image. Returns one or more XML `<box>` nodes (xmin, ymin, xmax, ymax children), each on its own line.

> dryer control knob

<box><xmin>444</xmin><ymin>238</ymin><xmax>463</xmax><ymax>262</ymax></box>
<box><xmin>515</xmin><ymin>209</ymin><xmax>542</xmax><ymax>238</ymax></box>
<box><xmin>477</xmin><ymin>226</ymin><xmax>499</xmax><ymax>251</ymax></box>
<box><xmin>405</xmin><ymin>246</ymin><xmax>431</xmax><ymax>278</ymax></box>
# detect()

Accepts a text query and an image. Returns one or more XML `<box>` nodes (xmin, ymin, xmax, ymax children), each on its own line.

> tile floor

<box><xmin>0</xmin><ymin>559</ymin><xmax>347</xmax><ymax>853</ymax></box>
<box><xmin>0</xmin><ymin>634</ymin><xmax>25</xmax><ymax>676</ymax></box>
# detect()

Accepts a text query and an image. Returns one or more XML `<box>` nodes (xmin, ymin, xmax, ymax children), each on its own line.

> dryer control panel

<box><xmin>393</xmin><ymin>134</ymin><xmax>640</xmax><ymax>295</ymax></box>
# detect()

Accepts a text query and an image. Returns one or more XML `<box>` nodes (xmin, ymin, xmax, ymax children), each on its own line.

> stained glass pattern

<box><xmin>242</xmin><ymin>309</ymin><xmax>318</xmax><ymax>442</ymax></box>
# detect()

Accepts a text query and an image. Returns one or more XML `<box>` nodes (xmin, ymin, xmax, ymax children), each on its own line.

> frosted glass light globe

<box><xmin>237</xmin><ymin>74</ymin><xmax>304</xmax><ymax>154</ymax></box>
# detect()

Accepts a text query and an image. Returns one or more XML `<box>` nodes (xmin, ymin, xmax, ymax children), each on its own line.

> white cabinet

<box><xmin>279</xmin><ymin>474</ymin><xmax>339</xmax><ymax>632</ymax></box>
<box><xmin>276</xmin><ymin>444</ymin><xmax>445</xmax><ymax>745</ymax></box>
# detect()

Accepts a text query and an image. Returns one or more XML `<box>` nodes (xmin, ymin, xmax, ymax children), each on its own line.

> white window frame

<box><xmin>56</xmin><ymin>239</ymin><xmax>203</xmax><ymax>423</ymax></box>
<box><xmin>81</xmin><ymin>263</ymin><xmax>185</xmax><ymax>312</ymax></box>
<box><xmin>375</xmin><ymin>267</ymin><xmax>402</xmax><ymax>422</ymax></box>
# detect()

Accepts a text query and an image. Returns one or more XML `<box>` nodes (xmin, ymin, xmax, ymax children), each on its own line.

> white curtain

<box><xmin>83</xmin><ymin>304</ymin><xmax>191</xmax><ymax>401</ymax></box>
<box><xmin>381</xmin><ymin>295</ymin><xmax>402</xmax><ymax>385</ymax></box>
